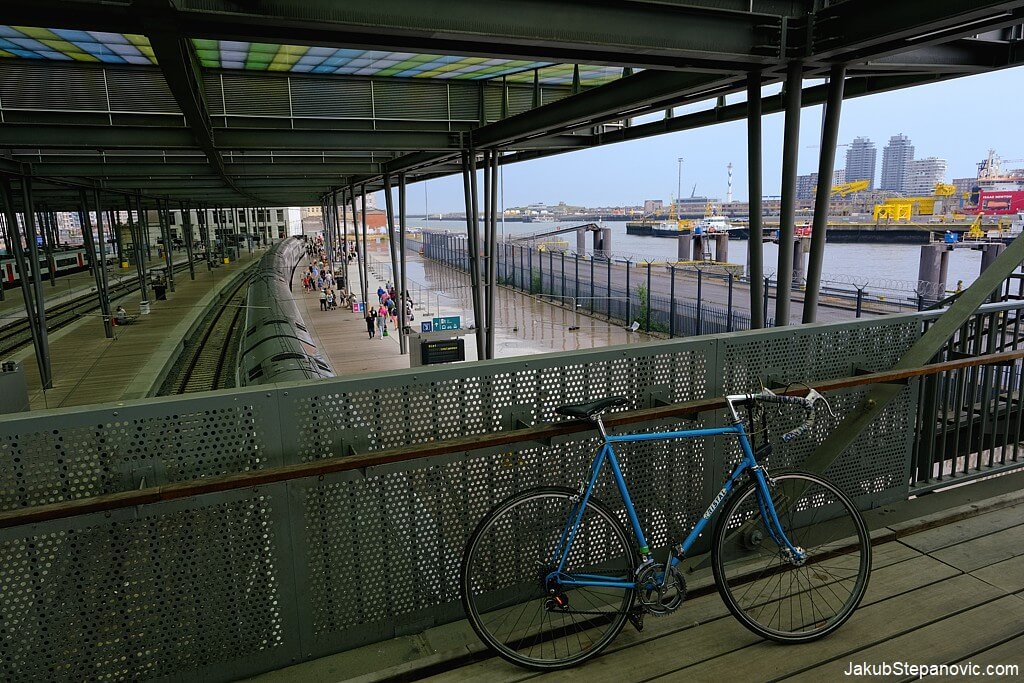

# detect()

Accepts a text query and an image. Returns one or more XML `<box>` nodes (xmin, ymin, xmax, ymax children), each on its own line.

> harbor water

<box><xmin>416</xmin><ymin>219</ymin><xmax>990</xmax><ymax>296</ymax></box>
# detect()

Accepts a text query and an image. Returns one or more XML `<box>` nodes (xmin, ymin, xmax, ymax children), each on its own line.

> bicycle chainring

<box><xmin>635</xmin><ymin>563</ymin><xmax>686</xmax><ymax>616</ymax></box>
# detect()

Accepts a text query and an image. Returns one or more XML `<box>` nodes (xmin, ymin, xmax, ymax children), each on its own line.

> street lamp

<box><xmin>676</xmin><ymin>157</ymin><xmax>684</xmax><ymax>222</ymax></box>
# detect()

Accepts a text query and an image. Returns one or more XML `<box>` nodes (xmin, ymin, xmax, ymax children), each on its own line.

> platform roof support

<box><xmin>156</xmin><ymin>199</ymin><xmax>175</xmax><ymax>292</ymax></box>
<box><xmin>462</xmin><ymin>150</ymin><xmax>487</xmax><ymax>360</ymax></box>
<box><xmin>20</xmin><ymin>177</ymin><xmax>53</xmax><ymax>389</ymax></box>
<box><xmin>774</xmin><ymin>61</ymin><xmax>803</xmax><ymax>327</ymax></box>
<box><xmin>382</xmin><ymin>172</ymin><xmax>405</xmax><ymax>351</ymax></box>
<box><xmin>125</xmin><ymin>196</ymin><xmax>149</xmax><ymax>303</ymax></box>
<box><xmin>180</xmin><ymin>203</ymin><xmax>196</xmax><ymax>280</ymax></box>
<box><xmin>803</xmin><ymin>64</ymin><xmax>847</xmax><ymax>324</ymax></box>
<box><xmin>398</xmin><ymin>172</ymin><xmax>409</xmax><ymax>355</ymax></box>
<box><xmin>76</xmin><ymin>191</ymin><xmax>112</xmax><ymax>338</ymax></box>
<box><xmin>90</xmin><ymin>189</ymin><xmax>115</xmax><ymax>338</ymax></box>
<box><xmin>1</xmin><ymin>176</ymin><xmax>51</xmax><ymax>387</ymax></box>
<box><xmin>359</xmin><ymin>185</ymin><xmax>369</xmax><ymax>308</ymax></box>
<box><xmin>746</xmin><ymin>71</ymin><xmax>765</xmax><ymax>329</ymax></box>
<box><xmin>486</xmin><ymin>149</ymin><xmax>499</xmax><ymax>360</ymax></box>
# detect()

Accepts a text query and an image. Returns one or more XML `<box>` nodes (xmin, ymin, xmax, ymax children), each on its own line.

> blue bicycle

<box><xmin>461</xmin><ymin>390</ymin><xmax>871</xmax><ymax>669</ymax></box>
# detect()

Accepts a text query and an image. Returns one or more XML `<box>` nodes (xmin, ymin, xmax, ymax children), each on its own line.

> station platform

<box><xmin>0</xmin><ymin>251</ymin><xmax>184</xmax><ymax>324</ymax></box>
<box><xmin>7</xmin><ymin>249</ymin><xmax>262</xmax><ymax>410</ymax></box>
<box><xmin>292</xmin><ymin>243</ymin><xmax>653</xmax><ymax>375</ymax></box>
<box><xmin>247</xmin><ymin>470</ymin><xmax>1024</xmax><ymax>682</ymax></box>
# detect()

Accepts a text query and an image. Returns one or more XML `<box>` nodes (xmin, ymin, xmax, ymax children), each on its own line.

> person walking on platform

<box><xmin>377</xmin><ymin>285</ymin><xmax>385</xmax><ymax>304</ymax></box>
<box><xmin>377</xmin><ymin>303</ymin><xmax>388</xmax><ymax>338</ymax></box>
<box><xmin>366</xmin><ymin>307</ymin><xmax>377</xmax><ymax>339</ymax></box>
<box><xmin>319</xmin><ymin>288</ymin><xmax>328</xmax><ymax>311</ymax></box>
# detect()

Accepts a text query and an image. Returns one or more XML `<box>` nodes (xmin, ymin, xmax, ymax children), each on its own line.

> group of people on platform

<box><xmin>301</xmin><ymin>252</ymin><xmax>353</xmax><ymax>312</ymax></box>
<box><xmin>364</xmin><ymin>282</ymin><xmax>414</xmax><ymax>340</ymax></box>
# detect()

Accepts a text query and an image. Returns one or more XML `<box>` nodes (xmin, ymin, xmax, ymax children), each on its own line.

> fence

<box><xmin>0</xmin><ymin>295</ymin><xmax>1021</xmax><ymax>680</ymax></box>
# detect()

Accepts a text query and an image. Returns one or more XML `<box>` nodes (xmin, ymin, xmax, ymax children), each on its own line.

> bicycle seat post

<box><xmin>593</xmin><ymin>412</ymin><xmax>609</xmax><ymax>441</ymax></box>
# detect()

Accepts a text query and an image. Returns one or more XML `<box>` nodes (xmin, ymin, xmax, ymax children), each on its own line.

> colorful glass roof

<box><xmin>0</xmin><ymin>26</ymin><xmax>623</xmax><ymax>85</ymax></box>
<box><xmin>0</xmin><ymin>26</ymin><xmax>155</xmax><ymax>64</ymax></box>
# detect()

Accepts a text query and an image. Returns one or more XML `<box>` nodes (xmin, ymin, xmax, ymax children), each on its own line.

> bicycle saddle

<box><xmin>554</xmin><ymin>396</ymin><xmax>628</xmax><ymax>419</ymax></box>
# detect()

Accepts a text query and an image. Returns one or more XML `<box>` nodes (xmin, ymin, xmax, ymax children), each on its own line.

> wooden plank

<box><xmin>952</xmin><ymin>634</ymin><xmax>1024</xmax><ymax>675</ymax></box>
<box><xmin>632</xmin><ymin>573</ymin><xmax>1003</xmax><ymax>682</ymax></box>
<box><xmin>487</xmin><ymin>556</ymin><xmax>976</xmax><ymax>683</ymax></box>
<box><xmin>969</xmin><ymin>553</ymin><xmax>1024</xmax><ymax>595</ymax></box>
<box><xmin>898</xmin><ymin>503</ymin><xmax>1024</xmax><ymax>554</ymax></box>
<box><xmin>929</xmin><ymin>523</ymin><xmax>1024</xmax><ymax>573</ymax></box>
<box><xmin>782</xmin><ymin>595</ymin><xmax>1024</xmax><ymax>682</ymax></box>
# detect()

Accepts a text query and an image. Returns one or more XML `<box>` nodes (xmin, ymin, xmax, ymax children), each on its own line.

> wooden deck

<box><xmin>8</xmin><ymin>249</ymin><xmax>261</xmax><ymax>409</ymax></box>
<box><xmin>249</xmin><ymin>475</ymin><xmax>1024</xmax><ymax>683</ymax></box>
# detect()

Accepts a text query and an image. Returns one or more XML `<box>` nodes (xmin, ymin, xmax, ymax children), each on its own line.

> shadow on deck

<box><xmin>248</xmin><ymin>471</ymin><xmax>1024</xmax><ymax>683</ymax></box>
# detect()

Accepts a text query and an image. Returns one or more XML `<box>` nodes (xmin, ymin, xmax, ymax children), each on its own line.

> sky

<box><xmin>395</xmin><ymin>67</ymin><xmax>1024</xmax><ymax>213</ymax></box>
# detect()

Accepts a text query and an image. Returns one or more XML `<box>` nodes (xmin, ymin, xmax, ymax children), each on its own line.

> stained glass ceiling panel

<box><xmin>0</xmin><ymin>27</ymin><xmax>625</xmax><ymax>85</ymax></box>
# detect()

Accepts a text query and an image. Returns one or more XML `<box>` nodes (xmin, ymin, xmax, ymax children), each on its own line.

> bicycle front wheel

<box><xmin>461</xmin><ymin>486</ymin><xmax>636</xmax><ymax>670</ymax></box>
<box><xmin>712</xmin><ymin>471</ymin><xmax>870</xmax><ymax>642</ymax></box>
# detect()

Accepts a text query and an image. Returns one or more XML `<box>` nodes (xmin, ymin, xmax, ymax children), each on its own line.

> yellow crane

<box><xmin>966</xmin><ymin>212</ymin><xmax>986</xmax><ymax>240</ymax></box>
<box><xmin>829</xmin><ymin>179</ymin><xmax>870</xmax><ymax>197</ymax></box>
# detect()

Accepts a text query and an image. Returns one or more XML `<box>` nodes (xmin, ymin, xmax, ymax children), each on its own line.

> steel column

<box><xmin>181</xmin><ymin>203</ymin><xmax>196</xmax><ymax>280</ymax></box>
<box><xmin>39</xmin><ymin>205</ymin><xmax>56</xmax><ymax>286</ymax></box>
<box><xmin>398</xmin><ymin>172</ymin><xmax>409</xmax><ymax>355</ymax></box>
<box><xmin>803</xmin><ymin>64</ymin><xmax>846</xmax><ymax>324</ymax></box>
<box><xmin>486</xmin><ymin>149</ymin><xmax>499</xmax><ymax>359</ymax></box>
<box><xmin>462</xmin><ymin>149</ymin><xmax>486</xmax><ymax>359</ymax></box>
<box><xmin>1</xmin><ymin>176</ymin><xmax>52</xmax><ymax>385</ymax></box>
<box><xmin>157</xmin><ymin>199</ymin><xmax>175</xmax><ymax>292</ymax></box>
<box><xmin>19</xmin><ymin>177</ymin><xmax>53</xmax><ymax>389</ymax></box>
<box><xmin>383</xmin><ymin>173</ymin><xmax>402</xmax><ymax>344</ymax></box>
<box><xmin>746</xmin><ymin>71</ymin><xmax>765</xmax><ymax>329</ymax></box>
<box><xmin>91</xmin><ymin>190</ymin><xmax>114</xmax><ymax>337</ymax></box>
<box><xmin>77</xmin><ymin>193</ymin><xmax>112</xmax><ymax>337</ymax></box>
<box><xmin>360</xmin><ymin>184</ymin><xmax>369</xmax><ymax>307</ymax></box>
<box><xmin>126</xmin><ymin>197</ymin><xmax>149</xmax><ymax>301</ymax></box>
<box><xmin>775</xmin><ymin>61</ymin><xmax>803</xmax><ymax>327</ymax></box>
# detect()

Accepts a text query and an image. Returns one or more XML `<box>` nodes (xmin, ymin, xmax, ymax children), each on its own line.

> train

<box><xmin>237</xmin><ymin>236</ymin><xmax>336</xmax><ymax>386</ymax></box>
<box><xmin>1</xmin><ymin>247</ymin><xmax>118</xmax><ymax>285</ymax></box>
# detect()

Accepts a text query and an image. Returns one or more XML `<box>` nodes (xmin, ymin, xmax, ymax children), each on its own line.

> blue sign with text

<box><xmin>432</xmin><ymin>316</ymin><xmax>461</xmax><ymax>331</ymax></box>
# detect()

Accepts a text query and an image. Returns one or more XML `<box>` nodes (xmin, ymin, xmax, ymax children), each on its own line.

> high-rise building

<box><xmin>880</xmin><ymin>134</ymin><xmax>914</xmax><ymax>192</ymax></box>
<box><xmin>832</xmin><ymin>169</ymin><xmax>846</xmax><ymax>185</ymax></box>
<box><xmin>796</xmin><ymin>173</ymin><xmax>818</xmax><ymax>201</ymax></box>
<box><xmin>844</xmin><ymin>137</ymin><xmax>877</xmax><ymax>189</ymax></box>
<box><xmin>904</xmin><ymin>158</ymin><xmax>947</xmax><ymax>196</ymax></box>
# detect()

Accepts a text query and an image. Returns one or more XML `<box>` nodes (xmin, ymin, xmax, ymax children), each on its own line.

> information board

<box><xmin>421</xmin><ymin>338</ymin><xmax>465</xmax><ymax>365</ymax></box>
<box><xmin>432</xmin><ymin>316</ymin><xmax>461</xmax><ymax>331</ymax></box>
<box><xmin>420</xmin><ymin>321</ymin><xmax>433</xmax><ymax>333</ymax></box>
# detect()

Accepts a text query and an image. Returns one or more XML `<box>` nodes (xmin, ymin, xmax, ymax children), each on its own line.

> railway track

<box><xmin>164</xmin><ymin>273</ymin><xmax>252</xmax><ymax>394</ymax></box>
<box><xmin>0</xmin><ymin>260</ymin><xmax>196</xmax><ymax>358</ymax></box>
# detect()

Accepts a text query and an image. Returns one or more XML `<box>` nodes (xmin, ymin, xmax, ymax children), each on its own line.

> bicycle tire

<box><xmin>711</xmin><ymin>470</ymin><xmax>871</xmax><ymax>642</ymax></box>
<box><xmin>461</xmin><ymin>486</ymin><xmax>637</xmax><ymax>670</ymax></box>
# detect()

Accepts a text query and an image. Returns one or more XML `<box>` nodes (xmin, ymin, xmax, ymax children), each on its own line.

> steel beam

<box><xmin>398</xmin><ymin>172</ymin><xmax>408</xmax><ymax>355</ymax></box>
<box><xmin>774</xmin><ymin>61</ymin><xmax>802</xmax><ymax>328</ymax></box>
<box><xmin>803</xmin><ymin>65</ymin><xmax>846</xmax><ymax>324</ymax></box>
<box><xmin>5</xmin><ymin>0</ymin><xmax>784</xmax><ymax>71</ymax></box>
<box><xmin>746</xmin><ymin>71</ymin><xmax>765</xmax><ymax>330</ymax></box>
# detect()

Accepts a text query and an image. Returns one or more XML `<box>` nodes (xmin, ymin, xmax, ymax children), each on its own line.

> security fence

<box><xmin>0</xmin><ymin>298</ymin><xmax>1022</xmax><ymax>680</ymax></box>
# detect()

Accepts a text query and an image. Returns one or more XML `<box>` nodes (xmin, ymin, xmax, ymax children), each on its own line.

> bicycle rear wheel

<box><xmin>461</xmin><ymin>486</ymin><xmax>636</xmax><ymax>670</ymax></box>
<box><xmin>711</xmin><ymin>471</ymin><xmax>870</xmax><ymax>642</ymax></box>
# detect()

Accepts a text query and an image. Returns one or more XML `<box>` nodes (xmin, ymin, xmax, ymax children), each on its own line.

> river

<box><xmin>412</xmin><ymin>219</ymin><xmax>989</xmax><ymax>297</ymax></box>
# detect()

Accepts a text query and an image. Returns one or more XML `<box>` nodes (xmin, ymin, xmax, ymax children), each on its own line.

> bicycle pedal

<box><xmin>627</xmin><ymin>609</ymin><xmax>645</xmax><ymax>632</ymax></box>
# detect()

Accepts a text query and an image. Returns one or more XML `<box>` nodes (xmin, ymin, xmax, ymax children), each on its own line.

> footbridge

<box><xmin>1</xmin><ymin>2</ymin><xmax>1024</xmax><ymax>681</ymax></box>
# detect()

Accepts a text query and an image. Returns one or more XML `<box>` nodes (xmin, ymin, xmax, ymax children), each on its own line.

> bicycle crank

<box><xmin>635</xmin><ymin>563</ymin><xmax>686</xmax><ymax>616</ymax></box>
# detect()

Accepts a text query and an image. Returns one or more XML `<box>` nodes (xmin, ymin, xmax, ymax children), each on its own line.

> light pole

<box><xmin>676</xmin><ymin>157</ymin><xmax>684</xmax><ymax>222</ymax></box>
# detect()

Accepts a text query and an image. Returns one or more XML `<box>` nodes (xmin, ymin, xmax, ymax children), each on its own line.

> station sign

<box><xmin>421</xmin><ymin>338</ymin><xmax>465</xmax><ymax>365</ymax></box>
<box><xmin>420</xmin><ymin>321</ymin><xmax>433</xmax><ymax>333</ymax></box>
<box><xmin>432</xmin><ymin>316</ymin><xmax>461</xmax><ymax>331</ymax></box>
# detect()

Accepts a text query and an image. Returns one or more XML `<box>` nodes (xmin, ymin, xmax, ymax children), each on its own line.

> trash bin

<box><xmin>153</xmin><ymin>283</ymin><xmax>167</xmax><ymax>301</ymax></box>
<box><xmin>140</xmin><ymin>300</ymin><xmax>151</xmax><ymax>315</ymax></box>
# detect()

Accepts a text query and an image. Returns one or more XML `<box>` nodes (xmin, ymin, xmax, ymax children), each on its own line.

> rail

<box><xmin>1</xmin><ymin>346</ymin><xmax>1021</xmax><ymax>530</ymax></box>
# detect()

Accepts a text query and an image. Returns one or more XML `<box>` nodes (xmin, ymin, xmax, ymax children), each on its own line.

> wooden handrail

<box><xmin>1</xmin><ymin>348</ymin><xmax>1023</xmax><ymax>529</ymax></box>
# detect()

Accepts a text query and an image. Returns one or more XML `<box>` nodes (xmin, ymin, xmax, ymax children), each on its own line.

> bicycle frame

<box><xmin>549</xmin><ymin>421</ymin><xmax>803</xmax><ymax>590</ymax></box>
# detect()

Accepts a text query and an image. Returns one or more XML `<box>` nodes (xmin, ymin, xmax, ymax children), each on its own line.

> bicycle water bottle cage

<box><xmin>554</xmin><ymin>396</ymin><xmax>628</xmax><ymax>419</ymax></box>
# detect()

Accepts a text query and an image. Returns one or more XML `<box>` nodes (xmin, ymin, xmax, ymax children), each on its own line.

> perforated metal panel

<box><xmin>0</xmin><ymin>392</ymin><xmax>279</xmax><ymax>511</ymax></box>
<box><xmin>0</xmin><ymin>314</ymin><xmax>931</xmax><ymax>681</ymax></box>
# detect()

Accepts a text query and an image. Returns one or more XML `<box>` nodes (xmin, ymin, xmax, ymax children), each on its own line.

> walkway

<box><xmin>8</xmin><ymin>249</ymin><xmax>261</xmax><ymax>410</ymax></box>
<box><xmin>291</xmin><ymin>242</ymin><xmax>654</xmax><ymax>376</ymax></box>
<box><xmin>247</xmin><ymin>471</ymin><xmax>1024</xmax><ymax>682</ymax></box>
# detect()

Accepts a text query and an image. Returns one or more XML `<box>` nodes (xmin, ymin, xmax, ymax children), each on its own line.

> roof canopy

<box><xmin>0</xmin><ymin>1</ymin><xmax>1021</xmax><ymax>208</ymax></box>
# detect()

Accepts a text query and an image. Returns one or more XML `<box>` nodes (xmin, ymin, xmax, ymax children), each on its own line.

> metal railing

<box><xmin>0</xmin><ymin>298</ymin><xmax>1022</xmax><ymax>681</ymax></box>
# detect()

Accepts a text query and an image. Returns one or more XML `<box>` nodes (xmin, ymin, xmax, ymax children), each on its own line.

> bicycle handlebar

<box><xmin>725</xmin><ymin>388</ymin><xmax>827</xmax><ymax>442</ymax></box>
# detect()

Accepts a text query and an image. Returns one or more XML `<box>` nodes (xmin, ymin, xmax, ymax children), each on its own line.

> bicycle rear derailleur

<box><xmin>635</xmin><ymin>562</ymin><xmax>686</xmax><ymax>617</ymax></box>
